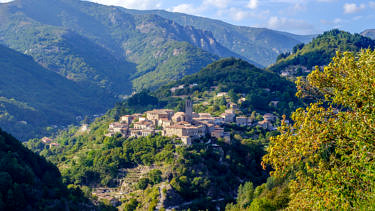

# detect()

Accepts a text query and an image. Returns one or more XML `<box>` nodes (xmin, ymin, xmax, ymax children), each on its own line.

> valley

<box><xmin>0</xmin><ymin>0</ymin><xmax>374</xmax><ymax>210</ymax></box>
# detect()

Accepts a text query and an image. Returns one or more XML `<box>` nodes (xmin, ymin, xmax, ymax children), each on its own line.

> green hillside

<box><xmin>26</xmin><ymin>115</ymin><xmax>270</xmax><ymax>210</ymax></box>
<box><xmin>156</xmin><ymin>58</ymin><xmax>301</xmax><ymax>115</ymax></box>
<box><xmin>132</xmin><ymin>41</ymin><xmax>219</xmax><ymax>90</ymax></box>
<box><xmin>24</xmin><ymin>58</ymin><xmax>298</xmax><ymax>210</ymax></box>
<box><xmin>123</xmin><ymin>9</ymin><xmax>315</xmax><ymax>66</ymax></box>
<box><xmin>0</xmin><ymin>2</ymin><xmax>135</xmax><ymax>95</ymax></box>
<box><xmin>0</xmin><ymin>0</ymin><xmax>245</xmax><ymax>91</ymax></box>
<box><xmin>0</xmin><ymin>128</ymin><xmax>100</xmax><ymax>210</ymax></box>
<box><xmin>227</xmin><ymin>49</ymin><xmax>375</xmax><ymax>211</ymax></box>
<box><xmin>0</xmin><ymin>0</ymin><xmax>236</xmax><ymax>139</ymax></box>
<box><xmin>269</xmin><ymin>29</ymin><xmax>375</xmax><ymax>75</ymax></box>
<box><xmin>0</xmin><ymin>44</ymin><xmax>113</xmax><ymax>141</ymax></box>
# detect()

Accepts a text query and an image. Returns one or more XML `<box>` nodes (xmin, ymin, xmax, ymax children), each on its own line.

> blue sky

<box><xmin>1</xmin><ymin>0</ymin><xmax>374</xmax><ymax>35</ymax></box>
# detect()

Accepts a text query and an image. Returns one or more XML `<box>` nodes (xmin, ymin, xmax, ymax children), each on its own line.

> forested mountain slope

<box><xmin>269</xmin><ymin>29</ymin><xmax>375</xmax><ymax>76</ymax></box>
<box><xmin>25</xmin><ymin>58</ymin><xmax>300</xmax><ymax>210</ymax></box>
<box><xmin>123</xmin><ymin>9</ymin><xmax>315</xmax><ymax>66</ymax></box>
<box><xmin>155</xmin><ymin>58</ymin><xmax>301</xmax><ymax>115</ymax></box>
<box><xmin>0</xmin><ymin>0</ymin><xmax>249</xmax><ymax>91</ymax></box>
<box><xmin>0</xmin><ymin>44</ymin><xmax>112</xmax><ymax>141</ymax></box>
<box><xmin>26</xmin><ymin>109</ymin><xmax>270</xmax><ymax>210</ymax></box>
<box><xmin>0</xmin><ymin>128</ymin><xmax>98</xmax><ymax>210</ymax></box>
<box><xmin>0</xmin><ymin>0</ymin><xmax>242</xmax><ymax>139</ymax></box>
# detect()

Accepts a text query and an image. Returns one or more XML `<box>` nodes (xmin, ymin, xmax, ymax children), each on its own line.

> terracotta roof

<box><xmin>264</xmin><ymin>113</ymin><xmax>275</xmax><ymax>117</ymax></box>
<box><xmin>173</xmin><ymin>112</ymin><xmax>185</xmax><ymax>116</ymax></box>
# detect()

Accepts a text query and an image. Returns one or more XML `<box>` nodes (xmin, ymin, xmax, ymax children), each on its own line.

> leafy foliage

<box><xmin>263</xmin><ymin>50</ymin><xmax>375</xmax><ymax>209</ymax></box>
<box><xmin>0</xmin><ymin>0</ymin><xmax>223</xmax><ymax>139</ymax></box>
<box><xmin>108</xmin><ymin>91</ymin><xmax>167</xmax><ymax>119</ymax></box>
<box><xmin>27</xmin><ymin>114</ymin><xmax>269</xmax><ymax>209</ymax></box>
<box><xmin>270</xmin><ymin>29</ymin><xmax>375</xmax><ymax>74</ymax></box>
<box><xmin>0</xmin><ymin>128</ymin><xmax>96</xmax><ymax>210</ymax></box>
<box><xmin>225</xmin><ymin>176</ymin><xmax>290</xmax><ymax>211</ymax></box>
<box><xmin>157</xmin><ymin>58</ymin><xmax>301</xmax><ymax>115</ymax></box>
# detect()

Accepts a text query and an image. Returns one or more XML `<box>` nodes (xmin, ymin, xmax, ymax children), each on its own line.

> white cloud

<box><xmin>268</xmin><ymin>16</ymin><xmax>315</xmax><ymax>34</ymax></box>
<box><xmin>228</xmin><ymin>7</ymin><xmax>249</xmax><ymax>21</ymax></box>
<box><xmin>0</xmin><ymin>0</ymin><xmax>14</xmax><ymax>3</ymax></box>
<box><xmin>343</xmin><ymin>3</ymin><xmax>365</xmax><ymax>14</ymax></box>
<box><xmin>316</xmin><ymin>0</ymin><xmax>335</xmax><ymax>2</ymax></box>
<box><xmin>203</xmin><ymin>0</ymin><xmax>230</xmax><ymax>9</ymax></box>
<box><xmin>333</xmin><ymin>18</ymin><xmax>342</xmax><ymax>24</ymax></box>
<box><xmin>88</xmin><ymin>0</ymin><xmax>162</xmax><ymax>10</ymax></box>
<box><xmin>171</xmin><ymin>4</ymin><xmax>200</xmax><ymax>15</ymax></box>
<box><xmin>370</xmin><ymin>1</ymin><xmax>375</xmax><ymax>9</ymax></box>
<box><xmin>247</xmin><ymin>0</ymin><xmax>258</xmax><ymax>9</ymax></box>
<box><xmin>170</xmin><ymin>0</ymin><xmax>231</xmax><ymax>16</ymax></box>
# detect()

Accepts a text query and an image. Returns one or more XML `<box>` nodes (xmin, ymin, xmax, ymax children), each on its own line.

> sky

<box><xmin>1</xmin><ymin>0</ymin><xmax>374</xmax><ymax>35</ymax></box>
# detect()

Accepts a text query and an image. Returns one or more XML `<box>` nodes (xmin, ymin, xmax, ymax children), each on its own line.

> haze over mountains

<box><xmin>124</xmin><ymin>9</ymin><xmax>315</xmax><ymax>66</ymax></box>
<box><xmin>361</xmin><ymin>29</ymin><xmax>375</xmax><ymax>40</ymax></box>
<box><xmin>0</xmin><ymin>0</ymin><xmax>319</xmax><ymax>140</ymax></box>
<box><xmin>0</xmin><ymin>0</ymin><xmax>375</xmax><ymax>210</ymax></box>
<box><xmin>0</xmin><ymin>0</ymin><xmax>373</xmax><ymax>140</ymax></box>
<box><xmin>0</xmin><ymin>44</ymin><xmax>113</xmax><ymax>140</ymax></box>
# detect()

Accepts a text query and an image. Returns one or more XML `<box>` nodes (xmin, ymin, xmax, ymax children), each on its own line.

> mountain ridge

<box><xmin>122</xmin><ymin>8</ymin><xmax>315</xmax><ymax>66</ymax></box>
<box><xmin>269</xmin><ymin>29</ymin><xmax>375</xmax><ymax>76</ymax></box>
<box><xmin>0</xmin><ymin>0</ymin><xmax>252</xmax><ymax>91</ymax></box>
<box><xmin>361</xmin><ymin>29</ymin><xmax>375</xmax><ymax>40</ymax></box>
<box><xmin>0</xmin><ymin>44</ymin><xmax>113</xmax><ymax>140</ymax></box>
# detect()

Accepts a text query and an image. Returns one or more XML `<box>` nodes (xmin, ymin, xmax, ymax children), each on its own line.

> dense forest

<box><xmin>155</xmin><ymin>58</ymin><xmax>302</xmax><ymax>115</ymax></box>
<box><xmin>0</xmin><ymin>44</ymin><xmax>112</xmax><ymax>141</ymax></box>
<box><xmin>269</xmin><ymin>29</ymin><xmax>375</xmax><ymax>75</ymax></box>
<box><xmin>26</xmin><ymin>116</ymin><xmax>272</xmax><ymax>209</ymax></box>
<box><xmin>0</xmin><ymin>128</ymin><xmax>103</xmax><ymax>210</ymax></box>
<box><xmin>24</xmin><ymin>57</ymin><xmax>302</xmax><ymax>209</ymax></box>
<box><xmin>0</xmin><ymin>2</ymin><xmax>373</xmax><ymax>208</ymax></box>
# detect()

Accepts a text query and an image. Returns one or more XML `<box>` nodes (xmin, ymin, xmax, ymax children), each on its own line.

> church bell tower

<box><xmin>185</xmin><ymin>98</ymin><xmax>193</xmax><ymax>123</ymax></box>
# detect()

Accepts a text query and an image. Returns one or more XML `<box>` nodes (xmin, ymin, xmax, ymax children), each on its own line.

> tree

<box><xmin>237</xmin><ymin>182</ymin><xmax>254</xmax><ymax>208</ymax></box>
<box><xmin>262</xmin><ymin>50</ymin><xmax>375</xmax><ymax>209</ymax></box>
<box><xmin>228</xmin><ymin>89</ymin><xmax>239</xmax><ymax>103</ymax></box>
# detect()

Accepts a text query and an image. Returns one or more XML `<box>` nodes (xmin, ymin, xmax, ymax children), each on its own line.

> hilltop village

<box><xmin>106</xmin><ymin>98</ymin><xmax>277</xmax><ymax>145</ymax></box>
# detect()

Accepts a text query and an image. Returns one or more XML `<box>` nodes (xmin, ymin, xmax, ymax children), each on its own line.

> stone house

<box><xmin>146</xmin><ymin>109</ymin><xmax>174</xmax><ymax>121</ymax></box>
<box><xmin>134</xmin><ymin>120</ymin><xmax>155</xmax><ymax>130</ymax></box>
<box><xmin>158</xmin><ymin>118</ymin><xmax>172</xmax><ymax>127</ymax></box>
<box><xmin>236</xmin><ymin>116</ymin><xmax>248</xmax><ymax>126</ymax></box>
<box><xmin>172</xmin><ymin>112</ymin><xmax>186</xmax><ymax>123</ymax></box>
<box><xmin>165</xmin><ymin>122</ymin><xmax>205</xmax><ymax>139</ymax></box>
<box><xmin>211</xmin><ymin>127</ymin><xmax>224</xmax><ymax>139</ymax></box>
<box><xmin>120</xmin><ymin>115</ymin><xmax>134</xmax><ymax>124</ymax></box>
<box><xmin>221</xmin><ymin>110</ymin><xmax>235</xmax><ymax>123</ymax></box>
<box><xmin>263</xmin><ymin>113</ymin><xmax>276</xmax><ymax>122</ymax></box>
<box><xmin>258</xmin><ymin>120</ymin><xmax>274</xmax><ymax>130</ymax></box>
<box><xmin>108</xmin><ymin>122</ymin><xmax>129</xmax><ymax>137</ymax></box>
